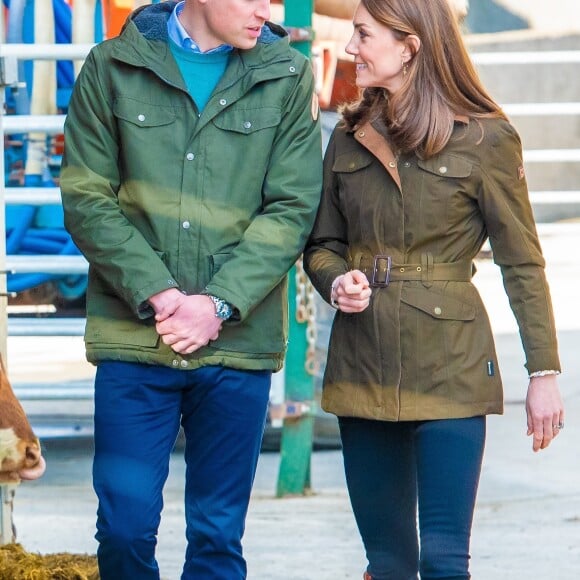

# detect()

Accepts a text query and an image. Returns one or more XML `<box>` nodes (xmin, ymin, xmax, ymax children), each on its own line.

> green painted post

<box><xmin>277</xmin><ymin>269</ymin><xmax>315</xmax><ymax>497</ymax></box>
<box><xmin>283</xmin><ymin>0</ymin><xmax>314</xmax><ymax>57</ymax></box>
<box><xmin>276</xmin><ymin>0</ymin><xmax>316</xmax><ymax>497</ymax></box>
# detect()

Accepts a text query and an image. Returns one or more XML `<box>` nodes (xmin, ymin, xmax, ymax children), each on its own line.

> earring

<box><xmin>402</xmin><ymin>60</ymin><xmax>409</xmax><ymax>76</ymax></box>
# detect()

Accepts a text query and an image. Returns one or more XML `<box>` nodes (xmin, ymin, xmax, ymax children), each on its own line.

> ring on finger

<box><xmin>552</xmin><ymin>422</ymin><xmax>564</xmax><ymax>430</ymax></box>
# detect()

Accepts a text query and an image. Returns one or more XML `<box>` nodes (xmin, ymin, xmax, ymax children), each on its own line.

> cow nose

<box><xmin>18</xmin><ymin>439</ymin><xmax>46</xmax><ymax>480</ymax></box>
<box><xmin>24</xmin><ymin>439</ymin><xmax>41</xmax><ymax>467</ymax></box>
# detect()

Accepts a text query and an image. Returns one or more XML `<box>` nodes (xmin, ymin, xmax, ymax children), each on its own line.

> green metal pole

<box><xmin>283</xmin><ymin>0</ymin><xmax>314</xmax><ymax>57</ymax></box>
<box><xmin>277</xmin><ymin>270</ymin><xmax>315</xmax><ymax>496</ymax></box>
<box><xmin>276</xmin><ymin>0</ymin><xmax>316</xmax><ymax>497</ymax></box>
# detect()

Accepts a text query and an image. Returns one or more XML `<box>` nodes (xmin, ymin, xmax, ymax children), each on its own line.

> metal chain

<box><xmin>295</xmin><ymin>258</ymin><xmax>319</xmax><ymax>376</ymax></box>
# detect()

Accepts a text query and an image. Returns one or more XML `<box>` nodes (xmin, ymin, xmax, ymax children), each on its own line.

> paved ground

<box><xmin>6</xmin><ymin>227</ymin><xmax>580</xmax><ymax>578</ymax></box>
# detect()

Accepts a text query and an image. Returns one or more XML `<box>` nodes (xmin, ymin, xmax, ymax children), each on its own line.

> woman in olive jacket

<box><xmin>304</xmin><ymin>1</ymin><xmax>564</xmax><ymax>578</ymax></box>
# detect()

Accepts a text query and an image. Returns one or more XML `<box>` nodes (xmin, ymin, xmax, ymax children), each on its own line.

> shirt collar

<box><xmin>167</xmin><ymin>1</ymin><xmax>233</xmax><ymax>54</ymax></box>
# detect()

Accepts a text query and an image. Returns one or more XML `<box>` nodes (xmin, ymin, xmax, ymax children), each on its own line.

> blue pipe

<box><xmin>3</xmin><ymin>0</ymin><xmax>89</xmax><ymax>301</ymax></box>
<box><xmin>6</xmin><ymin>206</ymin><xmax>36</xmax><ymax>254</ymax></box>
<box><xmin>7</xmin><ymin>237</ymin><xmax>83</xmax><ymax>293</ymax></box>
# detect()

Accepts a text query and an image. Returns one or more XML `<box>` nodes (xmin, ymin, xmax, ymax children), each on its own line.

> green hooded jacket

<box><xmin>60</xmin><ymin>2</ymin><xmax>322</xmax><ymax>371</ymax></box>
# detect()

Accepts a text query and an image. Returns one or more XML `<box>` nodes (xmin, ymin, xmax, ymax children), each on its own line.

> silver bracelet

<box><xmin>330</xmin><ymin>276</ymin><xmax>342</xmax><ymax>309</ymax></box>
<box><xmin>528</xmin><ymin>369</ymin><xmax>560</xmax><ymax>379</ymax></box>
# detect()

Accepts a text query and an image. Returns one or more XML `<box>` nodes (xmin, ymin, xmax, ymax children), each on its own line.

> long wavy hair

<box><xmin>340</xmin><ymin>0</ymin><xmax>507</xmax><ymax>158</ymax></box>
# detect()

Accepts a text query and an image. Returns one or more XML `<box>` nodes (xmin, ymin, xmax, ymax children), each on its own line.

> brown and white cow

<box><xmin>0</xmin><ymin>356</ymin><xmax>46</xmax><ymax>483</ymax></box>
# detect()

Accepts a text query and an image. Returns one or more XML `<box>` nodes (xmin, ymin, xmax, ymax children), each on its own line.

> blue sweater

<box><xmin>170</xmin><ymin>40</ymin><xmax>230</xmax><ymax>112</ymax></box>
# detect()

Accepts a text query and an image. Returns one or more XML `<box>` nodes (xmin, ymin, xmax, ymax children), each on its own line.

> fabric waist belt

<box><xmin>354</xmin><ymin>254</ymin><xmax>474</xmax><ymax>287</ymax></box>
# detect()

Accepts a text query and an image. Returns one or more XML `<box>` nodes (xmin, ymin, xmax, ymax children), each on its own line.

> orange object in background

<box><xmin>314</xmin><ymin>41</ymin><xmax>358</xmax><ymax>110</ymax></box>
<box><xmin>102</xmin><ymin>0</ymin><xmax>134</xmax><ymax>38</ymax></box>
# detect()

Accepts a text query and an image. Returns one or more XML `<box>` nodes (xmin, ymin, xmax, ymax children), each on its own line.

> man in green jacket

<box><xmin>60</xmin><ymin>0</ymin><xmax>322</xmax><ymax>577</ymax></box>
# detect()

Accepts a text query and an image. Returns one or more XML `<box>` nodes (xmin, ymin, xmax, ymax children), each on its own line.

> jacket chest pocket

<box><xmin>333</xmin><ymin>151</ymin><xmax>374</xmax><ymax>210</ymax></box>
<box><xmin>412</xmin><ymin>153</ymin><xmax>474</xmax><ymax>228</ymax></box>
<box><xmin>113</xmin><ymin>98</ymin><xmax>178</xmax><ymax>150</ymax></box>
<box><xmin>212</xmin><ymin>107</ymin><xmax>281</xmax><ymax>139</ymax></box>
<box><xmin>205</xmin><ymin>107</ymin><xmax>281</xmax><ymax>193</ymax></box>
<box><xmin>415</xmin><ymin>154</ymin><xmax>473</xmax><ymax>199</ymax></box>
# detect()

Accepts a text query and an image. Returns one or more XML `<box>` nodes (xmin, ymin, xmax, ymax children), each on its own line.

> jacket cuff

<box><xmin>525</xmin><ymin>348</ymin><xmax>561</xmax><ymax>376</ymax></box>
<box><xmin>133</xmin><ymin>277</ymin><xmax>180</xmax><ymax>319</ymax></box>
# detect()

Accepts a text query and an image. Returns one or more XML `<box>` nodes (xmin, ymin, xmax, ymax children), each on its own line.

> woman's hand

<box><xmin>525</xmin><ymin>374</ymin><xmax>564</xmax><ymax>452</ymax></box>
<box><xmin>331</xmin><ymin>270</ymin><xmax>372</xmax><ymax>313</ymax></box>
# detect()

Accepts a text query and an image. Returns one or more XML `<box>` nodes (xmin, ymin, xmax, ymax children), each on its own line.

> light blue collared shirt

<box><xmin>167</xmin><ymin>1</ymin><xmax>233</xmax><ymax>54</ymax></box>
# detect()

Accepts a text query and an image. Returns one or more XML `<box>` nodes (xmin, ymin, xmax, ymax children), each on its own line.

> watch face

<box><xmin>209</xmin><ymin>295</ymin><xmax>232</xmax><ymax>320</ymax></box>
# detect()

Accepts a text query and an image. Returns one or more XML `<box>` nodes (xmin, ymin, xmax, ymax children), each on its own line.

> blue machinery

<box><xmin>2</xmin><ymin>0</ymin><xmax>104</xmax><ymax>301</ymax></box>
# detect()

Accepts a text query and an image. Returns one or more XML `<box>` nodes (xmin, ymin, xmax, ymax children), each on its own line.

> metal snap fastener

<box><xmin>399</xmin><ymin>267</ymin><xmax>405</xmax><ymax>273</ymax></box>
<box><xmin>289</xmin><ymin>66</ymin><xmax>296</xmax><ymax>73</ymax></box>
<box><xmin>182</xmin><ymin>221</ymin><xmax>190</xmax><ymax>229</ymax></box>
<box><xmin>358</xmin><ymin>131</ymin><xmax>365</xmax><ymax>137</ymax></box>
<box><xmin>416</xmin><ymin>266</ymin><xmax>421</xmax><ymax>271</ymax></box>
<box><xmin>404</xmin><ymin>162</ymin><xmax>411</xmax><ymax>167</ymax></box>
<box><xmin>388</xmin><ymin>160</ymin><xmax>396</xmax><ymax>168</ymax></box>
<box><xmin>137</xmin><ymin>114</ymin><xmax>145</xmax><ymax>122</ymax></box>
<box><xmin>434</xmin><ymin>307</ymin><xmax>442</xmax><ymax>315</ymax></box>
<box><xmin>186</xmin><ymin>153</ymin><xmax>195</xmax><ymax>161</ymax></box>
<box><xmin>243</xmin><ymin>121</ymin><xmax>252</xmax><ymax>129</ymax></box>
<box><xmin>439</xmin><ymin>166</ymin><xmax>448</xmax><ymax>174</ymax></box>
<box><xmin>180</xmin><ymin>360</ymin><xmax>189</xmax><ymax>368</ymax></box>
<box><xmin>172</xmin><ymin>359</ymin><xmax>179</xmax><ymax>367</ymax></box>
<box><xmin>219</xmin><ymin>99</ymin><xmax>227</xmax><ymax>106</ymax></box>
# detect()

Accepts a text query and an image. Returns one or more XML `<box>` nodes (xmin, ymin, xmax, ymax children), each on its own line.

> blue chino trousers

<box><xmin>339</xmin><ymin>416</ymin><xmax>486</xmax><ymax>580</ymax></box>
<box><xmin>92</xmin><ymin>361</ymin><xmax>271</xmax><ymax>580</ymax></box>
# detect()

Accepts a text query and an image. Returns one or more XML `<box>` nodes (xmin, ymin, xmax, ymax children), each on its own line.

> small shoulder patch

<box><xmin>311</xmin><ymin>92</ymin><xmax>319</xmax><ymax>122</ymax></box>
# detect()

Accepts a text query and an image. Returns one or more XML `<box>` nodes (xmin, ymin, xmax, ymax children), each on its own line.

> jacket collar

<box><xmin>353</xmin><ymin>114</ymin><xmax>471</xmax><ymax>190</ymax></box>
<box><xmin>354</xmin><ymin>120</ymin><xmax>402</xmax><ymax>190</ymax></box>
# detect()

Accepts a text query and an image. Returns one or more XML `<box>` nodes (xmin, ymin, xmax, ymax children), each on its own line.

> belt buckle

<box><xmin>372</xmin><ymin>255</ymin><xmax>392</xmax><ymax>287</ymax></box>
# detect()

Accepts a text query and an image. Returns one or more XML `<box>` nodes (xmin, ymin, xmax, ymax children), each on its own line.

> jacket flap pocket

<box><xmin>332</xmin><ymin>151</ymin><xmax>373</xmax><ymax>173</ymax></box>
<box><xmin>113</xmin><ymin>98</ymin><xmax>176</xmax><ymax>127</ymax></box>
<box><xmin>85</xmin><ymin>318</ymin><xmax>159</xmax><ymax>347</ymax></box>
<box><xmin>401</xmin><ymin>286</ymin><xmax>475</xmax><ymax>320</ymax></box>
<box><xmin>417</xmin><ymin>154</ymin><xmax>472</xmax><ymax>178</ymax></box>
<box><xmin>213</xmin><ymin>107</ymin><xmax>281</xmax><ymax>134</ymax></box>
<box><xmin>85</xmin><ymin>289</ymin><xmax>159</xmax><ymax>346</ymax></box>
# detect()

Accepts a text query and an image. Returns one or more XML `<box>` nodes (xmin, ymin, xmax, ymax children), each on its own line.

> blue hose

<box><xmin>3</xmin><ymin>0</ymin><xmax>89</xmax><ymax>301</ymax></box>
<box><xmin>6</xmin><ymin>206</ymin><xmax>36</xmax><ymax>254</ymax></box>
<box><xmin>8</xmin><ymin>236</ymin><xmax>84</xmax><ymax>293</ymax></box>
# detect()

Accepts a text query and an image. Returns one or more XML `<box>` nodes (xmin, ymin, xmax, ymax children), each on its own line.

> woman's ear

<box><xmin>402</xmin><ymin>34</ymin><xmax>421</xmax><ymax>62</ymax></box>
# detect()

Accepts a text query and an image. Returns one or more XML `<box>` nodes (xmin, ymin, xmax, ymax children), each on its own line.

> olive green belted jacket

<box><xmin>304</xmin><ymin>117</ymin><xmax>560</xmax><ymax>421</ymax></box>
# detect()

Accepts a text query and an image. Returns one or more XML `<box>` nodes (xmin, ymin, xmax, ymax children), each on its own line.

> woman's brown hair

<box><xmin>340</xmin><ymin>0</ymin><xmax>507</xmax><ymax>158</ymax></box>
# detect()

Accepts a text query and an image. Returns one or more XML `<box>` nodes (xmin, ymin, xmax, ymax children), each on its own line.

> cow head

<box><xmin>0</xmin><ymin>356</ymin><xmax>46</xmax><ymax>483</ymax></box>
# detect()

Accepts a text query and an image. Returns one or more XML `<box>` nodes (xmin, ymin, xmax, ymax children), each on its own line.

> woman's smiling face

<box><xmin>345</xmin><ymin>3</ymin><xmax>410</xmax><ymax>93</ymax></box>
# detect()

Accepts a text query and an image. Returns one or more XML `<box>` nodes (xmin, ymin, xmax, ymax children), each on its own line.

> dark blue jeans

<box><xmin>339</xmin><ymin>416</ymin><xmax>486</xmax><ymax>580</ymax></box>
<box><xmin>92</xmin><ymin>361</ymin><xmax>271</xmax><ymax>580</ymax></box>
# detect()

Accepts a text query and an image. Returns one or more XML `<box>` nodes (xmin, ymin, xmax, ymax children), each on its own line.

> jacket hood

<box><xmin>126</xmin><ymin>1</ymin><xmax>287</xmax><ymax>46</ymax></box>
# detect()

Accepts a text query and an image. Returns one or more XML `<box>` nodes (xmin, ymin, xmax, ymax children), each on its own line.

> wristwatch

<box><xmin>207</xmin><ymin>294</ymin><xmax>233</xmax><ymax>320</ymax></box>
